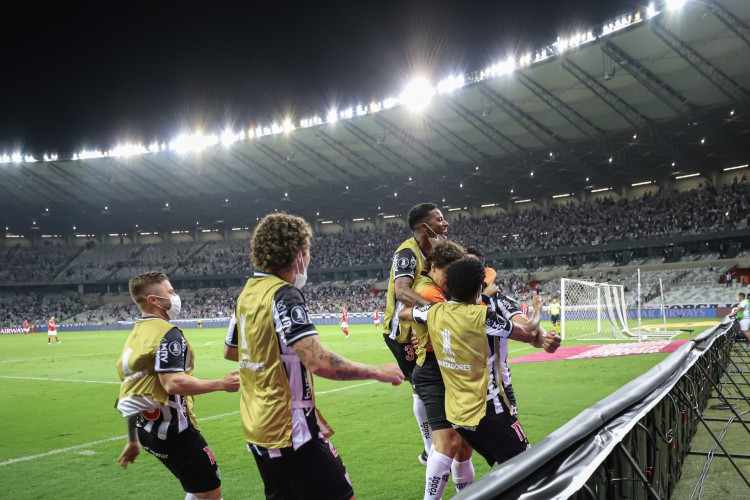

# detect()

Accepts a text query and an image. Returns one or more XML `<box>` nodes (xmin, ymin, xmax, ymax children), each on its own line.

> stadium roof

<box><xmin>1</xmin><ymin>0</ymin><xmax>749</xmax><ymax>238</ymax></box>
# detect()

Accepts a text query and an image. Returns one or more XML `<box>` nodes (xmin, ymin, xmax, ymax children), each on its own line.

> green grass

<box><xmin>0</xmin><ymin>321</ymin><xmax>711</xmax><ymax>499</ymax></box>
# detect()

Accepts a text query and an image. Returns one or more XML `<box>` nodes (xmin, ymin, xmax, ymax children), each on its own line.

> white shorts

<box><xmin>740</xmin><ymin>318</ymin><xmax>750</xmax><ymax>331</ymax></box>
<box><xmin>340</xmin><ymin>322</ymin><xmax>348</xmax><ymax>329</ymax></box>
<box><xmin>48</xmin><ymin>330</ymin><xmax>57</xmax><ymax>336</ymax></box>
<box><xmin>374</xmin><ymin>321</ymin><xmax>380</xmax><ymax>326</ymax></box>
<box><xmin>23</xmin><ymin>328</ymin><xmax>30</xmax><ymax>333</ymax></box>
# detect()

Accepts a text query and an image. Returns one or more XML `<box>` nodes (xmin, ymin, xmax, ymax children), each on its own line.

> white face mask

<box><xmin>423</xmin><ymin>223</ymin><xmax>446</xmax><ymax>248</ymax></box>
<box><xmin>294</xmin><ymin>254</ymin><xmax>308</xmax><ymax>289</ymax></box>
<box><xmin>155</xmin><ymin>294</ymin><xmax>181</xmax><ymax>320</ymax></box>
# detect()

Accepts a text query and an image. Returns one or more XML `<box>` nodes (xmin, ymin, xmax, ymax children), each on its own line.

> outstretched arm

<box><xmin>158</xmin><ymin>370</ymin><xmax>240</xmax><ymax>396</ymax></box>
<box><xmin>292</xmin><ymin>335</ymin><xmax>404</xmax><ymax>385</ymax></box>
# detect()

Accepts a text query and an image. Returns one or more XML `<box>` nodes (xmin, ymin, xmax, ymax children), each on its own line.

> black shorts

<box><xmin>250</xmin><ymin>435</ymin><xmax>353</xmax><ymax>500</ymax></box>
<box><xmin>138</xmin><ymin>426</ymin><xmax>221</xmax><ymax>494</ymax></box>
<box><xmin>453</xmin><ymin>409</ymin><xmax>530</xmax><ymax>466</ymax></box>
<box><xmin>412</xmin><ymin>355</ymin><xmax>451</xmax><ymax>431</ymax></box>
<box><xmin>383</xmin><ymin>333</ymin><xmax>416</xmax><ymax>383</ymax></box>
<box><xmin>550</xmin><ymin>314</ymin><xmax>560</xmax><ymax>324</ymax></box>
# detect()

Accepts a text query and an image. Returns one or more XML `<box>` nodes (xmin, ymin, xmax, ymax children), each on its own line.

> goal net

<box><xmin>560</xmin><ymin>278</ymin><xmax>633</xmax><ymax>341</ymax></box>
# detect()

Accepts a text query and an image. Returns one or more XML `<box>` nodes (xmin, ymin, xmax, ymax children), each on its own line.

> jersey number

<box><xmin>404</xmin><ymin>344</ymin><xmax>415</xmax><ymax>362</ymax></box>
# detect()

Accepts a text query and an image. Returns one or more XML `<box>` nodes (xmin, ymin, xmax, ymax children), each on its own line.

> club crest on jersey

<box><xmin>290</xmin><ymin>306</ymin><xmax>308</xmax><ymax>324</ymax></box>
<box><xmin>142</xmin><ymin>408</ymin><xmax>161</xmax><ymax>421</ymax></box>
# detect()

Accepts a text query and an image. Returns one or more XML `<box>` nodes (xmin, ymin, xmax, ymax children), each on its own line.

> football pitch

<box><xmin>0</xmin><ymin>319</ymin><xmax>713</xmax><ymax>499</ymax></box>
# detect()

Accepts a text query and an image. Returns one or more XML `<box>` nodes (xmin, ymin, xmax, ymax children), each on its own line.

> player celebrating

<box><xmin>225</xmin><ymin>213</ymin><xmax>403</xmax><ymax>499</ymax></box>
<box><xmin>401</xmin><ymin>258</ymin><xmax>560</xmax><ymax>487</ymax></box>
<box><xmin>410</xmin><ymin>241</ymin><xmax>475</xmax><ymax>496</ymax></box>
<box><xmin>382</xmin><ymin>202</ymin><xmax>448</xmax><ymax>465</ymax></box>
<box><xmin>373</xmin><ymin>309</ymin><xmax>381</xmax><ymax>331</ymax></box>
<box><xmin>115</xmin><ymin>271</ymin><xmax>241</xmax><ymax>500</ymax></box>
<box><xmin>730</xmin><ymin>292</ymin><xmax>750</xmax><ymax>348</ymax></box>
<box><xmin>548</xmin><ymin>296</ymin><xmax>561</xmax><ymax>330</ymax></box>
<box><xmin>47</xmin><ymin>315</ymin><xmax>61</xmax><ymax>344</ymax></box>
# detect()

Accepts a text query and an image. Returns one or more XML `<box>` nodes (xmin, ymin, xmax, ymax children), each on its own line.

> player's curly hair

<box><xmin>426</xmin><ymin>240</ymin><xmax>466</xmax><ymax>270</ymax></box>
<box><xmin>129</xmin><ymin>271</ymin><xmax>168</xmax><ymax>306</ymax></box>
<box><xmin>407</xmin><ymin>202</ymin><xmax>438</xmax><ymax>231</ymax></box>
<box><xmin>251</xmin><ymin>213</ymin><xmax>312</xmax><ymax>271</ymax></box>
<box><xmin>446</xmin><ymin>258</ymin><xmax>486</xmax><ymax>303</ymax></box>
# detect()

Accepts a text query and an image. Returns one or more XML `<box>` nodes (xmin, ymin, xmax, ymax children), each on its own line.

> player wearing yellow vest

<box><xmin>401</xmin><ymin>258</ymin><xmax>560</xmax><ymax>494</ymax></box>
<box><xmin>115</xmin><ymin>271</ymin><xmax>240</xmax><ymax>500</ymax></box>
<box><xmin>730</xmin><ymin>292</ymin><xmax>750</xmax><ymax>348</ymax></box>
<box><xmin>548</xmin><ymin>296</ymin><xmax>561</xmax><ymax>329</ymax></box>
<box><xmin>224</xmin><ymin>213</ymin><xmax>403</xmax><ymax>500</ymax></box>
<box><xmin>382</xmin><ymin>202</ymin><xmax>449</xmax><ymax>465</ymax></box>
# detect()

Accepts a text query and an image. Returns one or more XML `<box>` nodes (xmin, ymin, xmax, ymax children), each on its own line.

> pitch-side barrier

<box><xmin>459</xmin><ymin>318</ymin><xmax>749</xmax><ymax>499</ymax></box>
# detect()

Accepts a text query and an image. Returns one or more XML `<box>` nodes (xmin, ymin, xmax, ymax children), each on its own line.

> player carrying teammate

<box><xmin>400</xmin><ymin>258</ymin><xmax>560</xmax><ymax>490</ymax></box>
<box><xmin>340</xmin><ymin>306</ymin><xmax>350</xmax><ymax>339</ymax></box>
<box><xmin>383</xmin><ymin>202</ymin><xmax>448</xmax><ymax>465</ymax></box>
<box><xmin>47</xmin><ymin>315</ymin><xmax>61</xmax><ymax>344</ymax></box>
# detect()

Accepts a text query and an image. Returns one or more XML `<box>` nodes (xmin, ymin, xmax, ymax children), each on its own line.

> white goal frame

<box><xmin>560</xmin><ymin>278</ymin><xmax>633</xmax><ymax>341</ymax></box>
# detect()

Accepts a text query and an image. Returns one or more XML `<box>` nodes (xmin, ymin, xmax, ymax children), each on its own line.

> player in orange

<box><xmin>23</xmin><ymin>319</ymin><xmax>30</xmax><ymax>335</ymax></box>
<box><xmin>339</xmin><ymin>306</ymin><xmax>350</xmax><ymax>339</ymax></box>
<box><xmin>373</xmin><ymin>309</ymin><xmax>381</xmax><ymax>331</ymax></box>
<box><xmin>47</xmin><ymin>315</ymin><xmax>61</xmax><ymax>344</ymax></box>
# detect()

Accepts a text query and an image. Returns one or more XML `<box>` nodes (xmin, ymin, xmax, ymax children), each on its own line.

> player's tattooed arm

<box><xmin>292</xmin><ymin>335</ymin><xmax>404</xmax><ymax>385</ymax></box>
<box><xmin>117</xmin><ymin>416</ymin><xmax>140</xmax><ymax>469</ymax></box>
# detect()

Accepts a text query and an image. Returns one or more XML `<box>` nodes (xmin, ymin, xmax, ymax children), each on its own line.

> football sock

<box><xmin>424</xmin><ymin>449</ymin><xmax>452</xmax><ymax>499</ymax></box>
<box><xmin>413</xmin><ymin>394</ymin><xmax>432</xmax><ymax>452</ymax></box>
<box><xmin>451</xmin><ymin>457</ymin><xmax>475</xmax><ymax>492</ymax></box>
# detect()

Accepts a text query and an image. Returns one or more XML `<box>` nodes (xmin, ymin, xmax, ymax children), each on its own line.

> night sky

<box><xmin>0</xmin><ymin>0</ymin><xmax>638</xmax><ymax>156</ymax></box>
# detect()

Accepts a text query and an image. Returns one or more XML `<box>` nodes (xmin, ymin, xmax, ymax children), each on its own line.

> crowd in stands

<box><xmin>2</xmin><ymin>184</ymin><xmax>748</xmax><ymax>283</ymax></box>
<box><xmin>0</xmin><ymin>293</ymin><xmax>90</xmax><ymax>327</ymax></box>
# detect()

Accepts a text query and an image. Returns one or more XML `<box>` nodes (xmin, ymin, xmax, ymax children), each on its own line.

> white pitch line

<box><xmin>0</xmin><ymin>380</ymin><xmax>377</xmax><ymax>467</ymax></box>
<box><xmin>0</xmin><ymin>375</ymin><xmax>119</xmax><ymax>385</ymax></box>
<box><xmin>0</xmin><ymin>352</ymin><xmax>113</xmax><ymax>364</ymax></box>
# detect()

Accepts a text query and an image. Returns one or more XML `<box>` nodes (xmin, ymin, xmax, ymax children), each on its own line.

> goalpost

<box><xmin>560</xmin><ymin>272</ymin><xmax>676</xmax><ymax>341</ymax></box>
<box><xmin>560</xmin><ymin>278</ymin><xmax>632</xmax><ymax>341</ymax></box>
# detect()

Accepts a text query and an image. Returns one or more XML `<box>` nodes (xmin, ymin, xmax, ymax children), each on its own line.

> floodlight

<box><xmin>646</xmin><ymin>3</ymin><xmax>658</xmax><ymax>19</ymax></box>
<box><xmin>400</xmin><ymin>78</ymin><xmax>434</xmax><ymax>112</ymax></box>
<box><xmin>666</xmin><ymin>0</ymin><xmax>687</xmax><ymax>10</ymax></box>
<box><xmin>221</xmin><ymin>129</ymin><xmax>239</xmax><ymax>147</ymax></box>
<box><xmin>326</xmin><ymin>109</ymin><xmax>338</xmax><ymax>124</ymax></box>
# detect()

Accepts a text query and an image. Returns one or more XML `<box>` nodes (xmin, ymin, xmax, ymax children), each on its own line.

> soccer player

<box><xmin>548</xmin><ymin>296</ymin><xmax>561</xmax><ymax>330</ymax></box>
<box><xmin>23</xmin><ymin>319</ymin><xmax>30</xmax><ymax>335</ymax></box>
<box><xmin>115</xmin><ymin>271</ymin><xmax>241</xmax><ymax>500</ymax></box>
<box><xmin>730</xmin><ymin>292</ymin><xmax>750</xmax><ymax>348</ymax></box>
<box><xmin>519</xmin><ymin>299</ymin><xmax>530</xmax><ymax>320</ymax></box>
<box><xmin>47</xmin><ymin>315</ymin><xmax>61</xmax><ymax>344</ymax></box>
<box><xmin>382</xmin><ymin>202</ymin><xmax>448</xmax><ymax>465</ymax></box>
<box><xmin>224</xmin><ymin>213</ymin><xmax>403</xmax><ymax>500</ymax></box>
<box><xmin>401</xmin><ymin>258</ymin><xmax>560</xmax><ymax>486</ymax></box>
<box><xmin>373</xmin><ymin>309</ymin><xmax>381</xmax><ymax>331</ymax></box>
<box><xmin>340</xmin><ymin>306</ymin><xmax>350</xmax><ymax>339</ymax></box>
<box><xmin>410</xmin><ymin>240</ymin><xmax>475</xmax><ymax>497</ymax></box>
